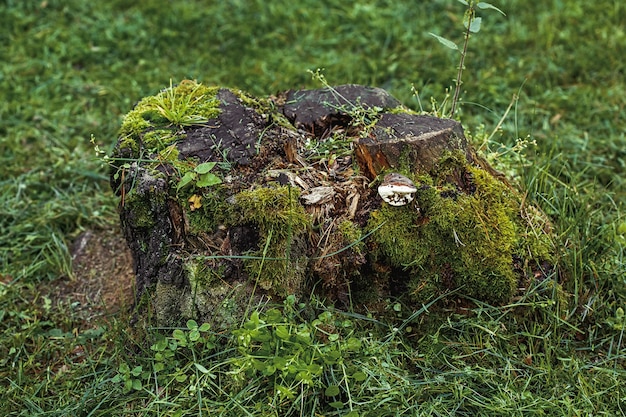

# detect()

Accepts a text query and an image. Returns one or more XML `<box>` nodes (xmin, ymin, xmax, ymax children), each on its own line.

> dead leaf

<box><xmin>188</xmin><ymin>194</ymin><xmax>202</xmax><ymax>211</ymax></box>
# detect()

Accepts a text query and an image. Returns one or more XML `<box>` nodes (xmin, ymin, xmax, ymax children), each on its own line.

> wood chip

<box><xmin>300</xmin><ymin>186</ymin><xmax>335</xmax><ymax>205</ymax></box>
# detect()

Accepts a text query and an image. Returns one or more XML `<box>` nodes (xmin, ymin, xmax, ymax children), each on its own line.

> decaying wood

<box><xmin>111</xmin><ymin>83</ymin><xmax>555</xmax><ymax>328</ymax></box>
<box><xmin>355</xmin><ymin>113</ymin><xmax>474</xmax><ymax>179</ymax></box>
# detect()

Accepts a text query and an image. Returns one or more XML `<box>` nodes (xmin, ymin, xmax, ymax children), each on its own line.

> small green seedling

<box><xmin>177</xmin><ymin>162</ymin><xmax>222</xmax><ymax>190</ymax></box>
<box><xmin>429</xmin><ymin>1</ymin><xmax>506</xmax><ymax>116</ymax></box>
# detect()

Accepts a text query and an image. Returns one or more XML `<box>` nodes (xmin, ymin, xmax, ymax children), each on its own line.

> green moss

<box><xmin>123</xmin><ymin>188</ymin><xmax>166</xmax><ymax>229</ymax></box>
<box><xmin>232</xmin><ymin>185</ymin><xmax>311</xmax><ymax>295</ymax></box>
<box><xmin>234</xmin><ymin>88</ymin><xmax>294</xmax><ymax>130</ymax></box>
<box><xmin>185</xmin><ymin>257</ymin><xmax>215</xmax><ymax>288</ymax></box>
<box><xmin>233</xmin><ymin>88</ymin><xmax>270</xmax><ymax>111</ymax></box>
<box><xmin>451</xmin><ymin>167</ymin><xmax>518</xmax><ymax>301</ymax></box>
<box><xmin>388</xmin><ymin>105</ymin><xmax>419</xmax><ymax>115</ymax></box>
<box><xmin>117</xmin><ymin>80</ymin><xmax>221</xmax><ymax>156</ymax></box>
<box><xmin>367</xmin><ymin>160</ymin><xmax>524</xmax><ymax>304</ymax></box>
<box><xmin>142</xmin><ymin>129</ymin><xmax>182</xmax><ymax>151</ymax></box>
<box><xmin>126</xmin><ymin>198</ymin><xmax>156</xmax><ymax>228</ymax></box>
<box><xmin>157</xmin><ymin>143</ymin><xmax>180</xmax><ymax>161</ymax></box>
<box><xmin>368</xmin><ymin>205</ymin><xmax>427</xmax><ymax>268</ymax></box>
<box><xmin>338</xmin><ymin>220</ymin><xmax>364</xmax><ymax>255</ymax></box>
<box><xmin>233</xmin><ymin>185</ymin><xmax>310</xmax><ymax>234</ymax></box>
<box><xmin>154</xmin><ymin>282</ymin><xmax>192</xmax><ymax>327</ymax></box>
<box><xmin>191</xmin><ymin>283</ymin><xmax>254</xmax><ymax>330</ymax></box>
<box><xmin>155</xmin><ymin>258</ymin><xmax>255</xmax><ymax>329</ymax></box>
<box><xmin>181</xmin><ymin>187</ymin><xmax>231</xmax><ymax>234</ymax></box>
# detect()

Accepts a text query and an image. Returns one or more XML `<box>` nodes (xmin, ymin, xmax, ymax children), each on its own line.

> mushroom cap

<box><xmin>378</xmin><ymin>173</ymin><xmax>417</xmax><ymax>206</ymax></box>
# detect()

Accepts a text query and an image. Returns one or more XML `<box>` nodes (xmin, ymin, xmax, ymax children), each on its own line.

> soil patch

<box><xmin>48</xmin><ymin>227</ymin><xmax>135</xmax><ymax>325</ymax></box>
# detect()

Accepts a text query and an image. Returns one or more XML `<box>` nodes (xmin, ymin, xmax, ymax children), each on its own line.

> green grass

<box><xmin>1</xmin><ymin>0</ymin><xmax>625</xmax><ymax>415</ymax></box>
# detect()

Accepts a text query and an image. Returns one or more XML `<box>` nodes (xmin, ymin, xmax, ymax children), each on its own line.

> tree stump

<box><xmin>110</xmin><ymin>81</ymin><xmax>554</xmax><ymax>327</ymax></box>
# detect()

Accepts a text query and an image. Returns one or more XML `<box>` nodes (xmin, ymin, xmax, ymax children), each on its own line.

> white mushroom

<box><xmin>377</xmin><ymin>173</ymin><xmax>417</xmax><ymax>206</ymax></box>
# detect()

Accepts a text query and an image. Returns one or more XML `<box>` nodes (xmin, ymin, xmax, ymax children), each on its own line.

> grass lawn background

<box><xmin>1</xmin><ymin>0</ymin><xmax>625</xmax><ymax>415</ymax></box>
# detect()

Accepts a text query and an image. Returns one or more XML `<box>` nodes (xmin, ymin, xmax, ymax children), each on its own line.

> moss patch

<box><xmin>232</xmin><ymin>185</ymin><xmax>311</xmax><ymax>295</ymax></box>
<box><xmin>338</xmin><ymin>220</ymin><xmax>365</xmax><ymax>256</ymax></box>
<box><xmin>367</xmin><ymin>157</ymin><xmax>535</xmax><ymax>305</ymax></box>
<box><xmin>182</xmin><ymin>187</ymin><xmax>230</xmax><ymax>234</ymax></box>
<box><xmin>153</xmin><ymin>281</ymin><xmax>193</xmax><ymax>327</ymax></box>
<box><xmin>118</xmin><ymin>80</ymin><xmax>221</xmax><ymax>156</ymax></box>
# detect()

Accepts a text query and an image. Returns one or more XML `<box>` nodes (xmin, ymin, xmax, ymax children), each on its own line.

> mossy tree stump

<box><xmin>110</xmin><ymin>81</ymin><xmax>555</xmax><ymax>327</ymax></box>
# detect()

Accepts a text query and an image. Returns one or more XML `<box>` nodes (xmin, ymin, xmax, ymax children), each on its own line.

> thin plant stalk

<box><xmin>451</xmin><ymin>7</ymin><xmax>474</xmax><ymax>117</ymax></box>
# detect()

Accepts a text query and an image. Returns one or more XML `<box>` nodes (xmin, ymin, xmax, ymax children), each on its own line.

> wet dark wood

<box><xmin>355</xmin><ymin>113</ymin><xmax>473</xmax><ymax>179</ymax></box>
